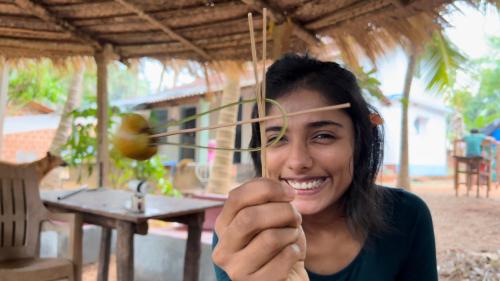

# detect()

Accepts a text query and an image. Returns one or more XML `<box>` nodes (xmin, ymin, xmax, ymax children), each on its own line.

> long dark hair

<box><xmin>249</xmin><ymin>53</ymin><xmax>387</xmax><ymax>241</ymax></box>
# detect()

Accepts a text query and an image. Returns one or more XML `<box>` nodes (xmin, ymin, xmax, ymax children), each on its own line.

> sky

<box><xmin>373</xmin><ymin>2</ymin><xmax>500</xmax><ymax>97</ymax></box>
<box><xmin>142</xmin><ymin>3</ymin><xmax>500</xmax><ymax>96</ymax></box>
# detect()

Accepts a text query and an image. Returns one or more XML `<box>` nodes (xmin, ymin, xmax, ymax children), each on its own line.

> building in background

<box><xmin>1</xmin><ymin>102</ymin><xmax>59</xmax><ymax>163</ymax></box>
<box><xmin>376</xmin><ymin>93</ymin><xmax>451</xmax><ymax>177</ymax></box>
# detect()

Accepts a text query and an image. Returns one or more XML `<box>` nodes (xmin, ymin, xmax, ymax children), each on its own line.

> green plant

<box><xmin>447</xmin><ymin>36</ymin><xmax>500</xmax><ymax>131</ymax></box>
<box><xmin>8</xmin><ymin>59</ymin><xmax>67</xmax><ymax>108</ymax></box>
<box><xmin>60</xmin><ymin>106</ymin><xmax>179</xmax><ymax>196</ymax></box>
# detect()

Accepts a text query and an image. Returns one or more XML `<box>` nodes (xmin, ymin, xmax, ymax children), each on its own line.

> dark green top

<box><xmin>212</xmin><ymin>187</ymin><xmax>438</xmax><ymax>281</ymax></box>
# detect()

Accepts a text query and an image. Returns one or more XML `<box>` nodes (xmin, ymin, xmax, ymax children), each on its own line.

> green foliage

<box><xmin>8</xmin><ymin>59</ymin><xmax>67</xmax><ymax>107</ymax></box>
<box><xmin>61</xmin><ymin>107</ymin><xmax>99</xmax><ymax>181</ymax></box>
<box><xmin>447</xmin><ymin>36</ymin><xmax>500</xmax><ymax>130</ymax></box>
<box><xmin>76</xmin><ymin>62</ymin><xmax>150</xmax><ymax>106</ymax></box>
<box><xmin>60</xmin><ymin>106</ymin><xmax>179</xmax><ymax>196</ymax></box>
<box><xmin>352</xmin><ymin>67</ymin><xmax>389</xmax><ymax>105</ymax></box>
<box><xmin>108</xmin><ymin>63</ymin><xmax>150</xmax><ymax>100</ymax></box>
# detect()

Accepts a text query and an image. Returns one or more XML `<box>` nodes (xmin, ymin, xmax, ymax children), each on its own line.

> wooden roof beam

<box><xmin>13</xmin><ymin>0</ymin><xmax>103</xmax><ymax>50</ymax></box>
<box><xmin>306</xmin><ymin>0</ymin><xmax>389</xmax><ymax>30</ymax></box>
<box><xmin>389</xmin><ymin>0</ymin><xmax>405</xmax><ymax>8</ymax></box>
<box><xmin>114</xmin><ymin>0</ymin><xmax>212</xmax><ymax>61</ymax></box>
<box><xmin>240</xmin><ymin>0</ymin><xmax>320</xmax><ymax>47</ymax></box>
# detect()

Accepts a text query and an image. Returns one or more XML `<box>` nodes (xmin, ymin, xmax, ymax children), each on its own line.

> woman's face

<box><xmin>265</xmin><ymin>89</ymin><xmax>355</xmax><ymax>216</ymax></box>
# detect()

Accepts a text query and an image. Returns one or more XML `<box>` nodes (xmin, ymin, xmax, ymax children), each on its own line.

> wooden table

<box><xmin>41</xmin><ymin>188</ymin><xmax>223</xmax><ymax>281</ymax></box>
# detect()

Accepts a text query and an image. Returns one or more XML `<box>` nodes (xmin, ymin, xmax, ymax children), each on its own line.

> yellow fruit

<box><xmin>113</xmin><ymin>113</ymin><xmax>158</xmax><ymax>160</ymax></box>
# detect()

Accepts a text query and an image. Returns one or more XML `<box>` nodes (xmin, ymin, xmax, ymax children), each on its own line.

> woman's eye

<box><xmin>312</xmin><ymin>133</ymin><xmax>336</xmax><ymax>142</ymax></box>
<box><xmin>267</xmin><ymin>135</ymin><xmax>287</xmax><ymax>145</ymax></box>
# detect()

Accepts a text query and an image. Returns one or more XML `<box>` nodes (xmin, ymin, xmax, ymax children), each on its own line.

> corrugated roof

<box><xmin>114</xmin><ymin>76</ymin><xmax>256</xmax><ymax>108</ymax></box>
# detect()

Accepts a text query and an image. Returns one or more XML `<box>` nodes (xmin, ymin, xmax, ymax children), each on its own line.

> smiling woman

<box><xmin>211</xmin><ymin>54</ymin><xmax>438</xmax><ymax>281</ymax></box>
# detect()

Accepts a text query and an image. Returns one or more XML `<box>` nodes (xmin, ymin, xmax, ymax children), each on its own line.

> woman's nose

<box><xmin>285</xmin><ymin>141</ymin><xmax>313</xmax><ymax>172</ymax></box>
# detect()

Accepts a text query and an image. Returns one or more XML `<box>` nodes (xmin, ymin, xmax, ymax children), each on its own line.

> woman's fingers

<box><xmin>239</xmin><ymin>227</ymin><xmax>301</xmax><ymax>274</ymax></box>
<box><xmin>212</xmin><ymin>178</ymin><xmax>306</xmax><ymax>281</ymax></box>
<box><xmin>213</xmin><ymin>225</ymin><xmax>307</xmax><ymax>281</ymax></box>
<box><xmin>251</xmin><ymin>242</ymin><xmax>305</xmax><ymax>281</ymax></box>
<box><xmin>217</xmin><ymin>202</ymin><xmax>301</xmax><ymax>253</ymax></box>
<box><xmin>215</xmin><ymin>178</ymin><xmax>294</xmax><ymax>234</ymax></box>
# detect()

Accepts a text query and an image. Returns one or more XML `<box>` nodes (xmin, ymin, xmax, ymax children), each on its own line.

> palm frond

<box><xmin>354</xmin><ymin>67</ymin><xmax>391</xmax><ymax>105</ymax></box>
<box><xmin>420</xmin><ymin>31</ymin><xmax>467</xmax><ymax>93</ymax></box>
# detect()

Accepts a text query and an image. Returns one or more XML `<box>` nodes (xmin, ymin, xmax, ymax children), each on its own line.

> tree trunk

<box><xmin>396</xmin><ymin>52</ymin><xmax>417</xmax><ymax>190</ymax></box>
<box><xmin>157</xmin><ymin>63</ymin><xmax>166</xmax><ymax>93</ymax></box>
<box><xmin>0</xmin><ymin>59</ymin><xmax>9</xmax><ymax>160</ymax></box>
<box><xmin>206</xmin><ymin>67</ymin><xmax>241</xmax><ymax>194</ymax></box>
<box><xmin>49</xmin><ymin>63</ymin><xmax>85</xmax><ymax>155</ymax></box>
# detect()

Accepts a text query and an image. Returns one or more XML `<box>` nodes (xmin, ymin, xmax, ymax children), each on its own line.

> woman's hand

<box><xmin>212</xmin><ymin>178</ymin><xmax>308</xmax><ymax>281</ymax></box>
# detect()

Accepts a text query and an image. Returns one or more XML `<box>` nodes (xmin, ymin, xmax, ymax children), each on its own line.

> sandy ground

<box><xmin>80</xmin><ymin>178</ymin><xmax>500</xmax><ymax>280</ymax></box>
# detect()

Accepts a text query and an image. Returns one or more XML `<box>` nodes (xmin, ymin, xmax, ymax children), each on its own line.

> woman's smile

<box><xmin>280</xmin><ymin>176</ymin><xmax>329</xmax><ymax>195</ymax></box>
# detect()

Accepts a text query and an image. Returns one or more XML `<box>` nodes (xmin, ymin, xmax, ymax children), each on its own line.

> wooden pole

<box><xmin>95</xmin><ymin>45</ymin><xmax>113</xmax><ymax>188</ymax></box>
<box><xmin>0</xmin><ymin>58</ymin><xmax>9</xmax><ymax>160</ymax></box>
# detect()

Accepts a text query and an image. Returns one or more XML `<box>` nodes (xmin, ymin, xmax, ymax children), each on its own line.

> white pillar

<box><xmin>197</xmin><ymin>98</ymin><xmax>210</xmax><ymax>163</ymax></box>
<box><xmin>0</xmin><ymin>58</ymin><xmax>9</xmax><ymax>160</ymax></box>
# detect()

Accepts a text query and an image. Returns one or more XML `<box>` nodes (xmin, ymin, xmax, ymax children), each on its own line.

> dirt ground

<box><xmin>81</xmin><ymin>178</ymin><xmax>500</xmax><ymax>280</ymax></box>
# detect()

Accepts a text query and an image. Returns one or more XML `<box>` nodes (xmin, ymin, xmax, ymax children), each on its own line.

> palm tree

<box><xmin>206</xmin><ymin>63</ymin><xmax>242</xmax><ymax>194</ymax></box>
<box><xmin>49</xmin><ymin>62</ymin><xmax>86</xmax><ymax>155</ymax></box>
<box><xmin>396</xmin><ymin>51</ymin><xmax>417</xmax><ymax>190</ymax></box>
<box><xmin>396</xmin><ymin>31</ymin><xmax>466</xmax><ymax>190</ymax></box>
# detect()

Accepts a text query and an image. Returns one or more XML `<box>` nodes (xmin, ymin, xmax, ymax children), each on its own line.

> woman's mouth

<box><xmin>281</xmin><ymin>177</ymin><xmax>328</xmax><ymax>195</ymax></box>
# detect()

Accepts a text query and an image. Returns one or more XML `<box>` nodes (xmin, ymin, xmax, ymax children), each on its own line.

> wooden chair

<box><xmin>0</xmin><ymin>163</ymin><xmax>82</xmax><ymax>281</ymax></box>
<box><xmin>453</xmin><ymin>139</ymin><xmax>492</xmax><ymax>198</ymax></box>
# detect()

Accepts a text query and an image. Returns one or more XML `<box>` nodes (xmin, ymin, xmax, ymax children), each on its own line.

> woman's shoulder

<box><xmin>376</xmin><ymin>186</ymin><xmax>432</xmax><ymax>225</ymax></box>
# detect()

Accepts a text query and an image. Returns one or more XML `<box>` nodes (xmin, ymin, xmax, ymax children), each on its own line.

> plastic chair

<box><xmin>0</xmin><ymin>163</ymin><xmax>83</xmax><ymax>281</ymax></box>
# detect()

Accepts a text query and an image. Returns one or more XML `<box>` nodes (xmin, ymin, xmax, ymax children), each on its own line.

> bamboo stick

<box><xmin>149</xmin><ymin>103</ymin><xmax>351</xmax><ymax>139</ymax></box>
<box><xmin>248</xmin><ymin>12</ymin><xmax>267</xmax><ymax>177</ymax></box>
<box><xmin>261</xmin><ymin>8</ymin><xmax>268</xmax><ymax>177</ymax></box>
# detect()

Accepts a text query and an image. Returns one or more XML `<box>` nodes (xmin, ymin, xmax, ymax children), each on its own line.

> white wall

<box><xmin>377</xmin><ymin>95</ymin><xmax>449</xmax><ymax>176</ymax></box>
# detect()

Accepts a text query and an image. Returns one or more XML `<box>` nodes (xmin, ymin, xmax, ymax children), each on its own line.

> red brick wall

<box><xmin>1</xmin><ymin>129</ymin><xmax>56</xmax><ymax>163</ymax></box>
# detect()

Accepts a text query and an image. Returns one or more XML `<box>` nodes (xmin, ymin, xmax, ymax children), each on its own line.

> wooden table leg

<box><xmin>454</xmin><ymin>158</ymin><xmax>459</xmax><ymax>196</ymax></box>
<box><xmin>183</xmin><ymin>212</ymin><xmax>204</xmax><ymax>281</ymax></box>
<box><xmin>466</xmin><ymin>163</ymin><xmax>471</xmax><ymax>196</ymax></box>
<box><xmin>117</xmin><ymin>221</ymin><xmax>134</xmax><ymax>281</ymax></box>
<box><xmin>476</xmin><ymin>160</ymin><xmax>481</xmax><ymax>198</ymax></box>
<box><xmin>97</xmin><ymin>227</ymin><xmax>112</xmax><ymax>281</ymax></box>
<box><xmin>73</xmin><ymin>214</ymin><xmax>83</xmax><ymax>281</ymax></box>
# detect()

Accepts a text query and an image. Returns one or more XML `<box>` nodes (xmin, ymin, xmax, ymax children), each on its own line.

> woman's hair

<box><xmin>249</xmin><ymin>53</ymin><xmax>387</xmax><ymax>241</ymax></box>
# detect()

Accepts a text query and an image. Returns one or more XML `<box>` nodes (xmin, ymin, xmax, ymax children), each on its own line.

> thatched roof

<box><xmin>0</xmin><ymin>0</ymin><xmax>458</xmax><ymax>64</ymax></box>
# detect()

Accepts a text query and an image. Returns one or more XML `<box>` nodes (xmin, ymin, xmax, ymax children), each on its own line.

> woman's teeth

<box><xmin>286</xmin><ymin>178</ymin><xmax>325</xmax><ymax>190</ymax></box>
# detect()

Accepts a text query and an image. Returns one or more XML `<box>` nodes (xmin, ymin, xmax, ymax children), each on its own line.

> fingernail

<box><xmin>291</xmin><ymin>243</ymin><xmax>300</xmax><ymax>253</ymax></box>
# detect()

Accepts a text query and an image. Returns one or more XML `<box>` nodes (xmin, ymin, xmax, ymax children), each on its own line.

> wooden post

<box><xmin>116</xmin><ymin>221</ymin><xmax>134</xmax><ymax>281</ymax></box>
<box><xmin>97</xmin><ymin>227</ymin><xmax>112</xmax><ymax>281</ymax></box>
<box><xmin>454</xmin><ymin>158</ymin><xmax>458</xmax><ymax>197</ymax></box>
<box><xmin>94</xmin><ymin>45</ymin><xmax>113</xmax><ymax>188</ymax></box>
<box><xmin>0</xmin><ymin>58</ymin><xmax>9</xmax><ymax>160</ymax></box>
<box><xmin>183</xmin><ymin>213</ymin><xmax>204</xmax><ymax>281</ymax></box>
